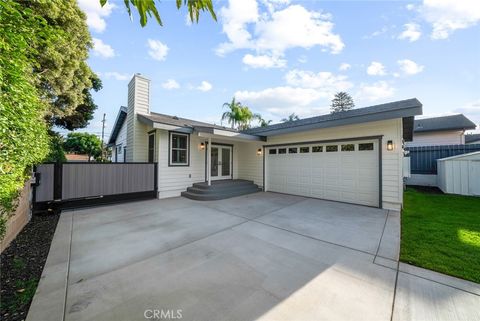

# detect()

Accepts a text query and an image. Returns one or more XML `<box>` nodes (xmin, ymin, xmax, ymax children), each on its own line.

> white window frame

<box><xmin>169</xmin><ymin>132</ymin><xmax>189</xmax><ymax>166</ymax></box>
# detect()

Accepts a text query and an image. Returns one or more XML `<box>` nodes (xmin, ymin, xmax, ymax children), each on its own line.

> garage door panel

<box><xmin>266</xmin><ymin>139</ymin><xmax>379</xmax><ymax>207</ymax></box>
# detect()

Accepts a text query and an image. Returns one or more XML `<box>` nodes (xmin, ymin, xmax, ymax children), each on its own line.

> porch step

<box><xmin>181</xmin><ymin>180</ymin><xmax>262</xmax><ymax>201</ymax></box>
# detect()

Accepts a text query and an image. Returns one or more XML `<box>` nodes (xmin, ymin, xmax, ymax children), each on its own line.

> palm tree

<box><xmin>281</xmin><ymin>113</ymin><xmax>300</xmax><ymax>122</ymax></box>
<box><xmin>256</xmin><ymin>115</ymin><xmax>272</xmax><ymax>127</ymax></box>
<box><xmin>221</xmin><ymin>97</ymin><xmax>257</xmax><ymax>130</ymax></box>
<box><xmin>221</xmin><ymin>97</ymin><xmax>242</xmax><ymax>129</ymax></box>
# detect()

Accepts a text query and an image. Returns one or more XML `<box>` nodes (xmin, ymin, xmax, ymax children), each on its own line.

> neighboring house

<box><xmin>108</xmin><ymin>74</ymin><xmax>422</xmax><ymax>210</ymax></box>
<box><xmin>406</xmin><ymin>114</ymin><xmax>476</xmax><ymax>147</ymax></box>
<box><xmin>465</xmin><ymin>133</ymin><xmax>480</xmax><ymax>145</ymax></box>
<box><xmin>65</xmin><ymin>153</ymin><xmax>90</xmax><ymax>162</ymax></box>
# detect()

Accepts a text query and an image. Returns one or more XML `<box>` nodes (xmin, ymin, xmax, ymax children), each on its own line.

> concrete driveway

<box><xmin>27</xmin><ymin>192</ymin><xmax>480</xmax><ymax>321</ymax></box>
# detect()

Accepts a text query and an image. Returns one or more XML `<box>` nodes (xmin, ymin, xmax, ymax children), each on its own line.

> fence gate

<box><xmin>33</xmin><ymin>162</ymin><xmax>157</xmax><ymax>212</ymax></box>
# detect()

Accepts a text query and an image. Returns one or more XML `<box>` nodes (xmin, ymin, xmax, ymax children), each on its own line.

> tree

<box><xmin>282</xmin><ymin>113</ymin><xmax>300</xmax><ymax>122</ymax></box>
<box><xmin>64</xmin><ymin>133</ymin><xmax>102</xmax><ymax>161</ymax></box>
<box><xmin>19</xmin><ymin>0</ymin><xmax>99</xmax><ymax>123</ymax></box>
<box><xmin>0</xmin><ymin>1</ymin><xmax>51</xmax><ymax>237</ymax></box>
<box><xmin>256</xmin><ymin>116</ymin><xmax>272</xmax><ymax>127</ymax></box>
<box><xmin>102</xmin><ymin>0</ymin><xmax>217</xmax><ymax>27</ymax></box>
<box><xmin>44</xmin><ymin>131</ymin><xmax>67</xmax><ymax>163</ymax></box>
<box><xmin>330</xmin><ymin>92</ymin><xmax>355</xmax><ymax>113</ymax></box>
<box><xmin>53</xmin><ymin>76</ymin><xmax>103</xmax><ymax>130</ymax></box>
<box><xmin>221</xmin><ymin>98</ymin><xmax>260</xmax><ymax>130</ymax></box>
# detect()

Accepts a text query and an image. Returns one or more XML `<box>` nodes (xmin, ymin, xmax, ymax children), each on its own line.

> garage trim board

<box><xmin>263</xmin><ymin>135</ymin><xmax>383</xmax><ymax>208</ymax></box>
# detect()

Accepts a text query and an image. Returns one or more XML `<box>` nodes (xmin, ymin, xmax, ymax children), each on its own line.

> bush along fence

<box><xmin>406</xmin><ymin>144</ymin><xmax>480</xmax><ymax>174</ymax></box>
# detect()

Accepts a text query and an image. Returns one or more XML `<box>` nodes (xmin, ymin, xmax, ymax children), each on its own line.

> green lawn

<box><xmin>401</xmin><ymin>187</ymin><xmax>480</xmax><ymax>284</ymax></box>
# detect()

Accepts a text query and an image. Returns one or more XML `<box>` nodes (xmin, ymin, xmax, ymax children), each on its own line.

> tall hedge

<box><xmin>0</xmin><ymin>2</ymin><xmax>50</xmax><ymax>237</ymax></box>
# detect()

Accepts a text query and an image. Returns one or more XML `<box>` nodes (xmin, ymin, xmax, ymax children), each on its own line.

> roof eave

<box><xmin>256</xmin><ymin>105</ymin><xmax>423</xmax><ymax>137</ymax></box>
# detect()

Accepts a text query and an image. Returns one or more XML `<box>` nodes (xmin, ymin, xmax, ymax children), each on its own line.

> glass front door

<box><xmin>211</xmin><ymin>145</ymin><xmax>232</xmax><ymax>180</ymax></box>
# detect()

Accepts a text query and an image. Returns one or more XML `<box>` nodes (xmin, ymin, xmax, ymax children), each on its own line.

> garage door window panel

<box><xmin>359</xmin><ymin>143</ymin><xmax>374</xmax><ymax>151</ymax></box>
<box><xmin>341</xmin><ymin>144</ymin><xmax>355</xmax><ymax>151</ymax></box>
<box><xmin>288</xmin><ymin>147</ymin><xmax>298</xmax><ymax>154</ymax></box>
<box><xmin>278</xmin><ymin>148</ymin><xmax>287</xmax><ymax>154</ymax></box>
<box><xmin>326</xmin><ymin>145</ymin><xmax>338</xmax><ymax>152</ymax></box>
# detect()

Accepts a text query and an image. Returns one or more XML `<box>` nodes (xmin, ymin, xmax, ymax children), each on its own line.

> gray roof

<box><xmin>465</xmin><ymin>134</ymin><xmax>480</xmax><ymax>144</ymax></box>
<box><xmin>139</xmin><ymin>111</ymin><xmax>233</xmax><ymax>131</ymax></box>
<box><xmin>243</xmin><ymin>98</ymin><xmax>423</xmax><ymax>137</ymax></box>
<box><xmin>413</xmin><ymin>114</ymin><xmax>476</xmax><ymax>133</ymax></box>
<box><xmin>107</xmin><ymin>106</ymin><xmax>127</xmax><ymax>145</ymax></box>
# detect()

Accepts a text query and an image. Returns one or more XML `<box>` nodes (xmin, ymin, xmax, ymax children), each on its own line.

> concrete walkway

<box><xmin>27</xmin><ymin>192</ymin><xmax>480</xmax><ymax>321</ymax></box>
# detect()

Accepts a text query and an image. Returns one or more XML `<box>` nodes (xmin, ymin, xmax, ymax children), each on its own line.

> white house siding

<box><xmin>126</xmin><ymin>74</ymin><xmax>150</xmax><ymax>162</ymax></box>
<box><xmin>237</xmin><ymin>142</ymin><xmax>264</xmax><ymax>187</ymax></box>
<box><xmin>264</xmin><ymin>119</ymin><xmax>404</xmax><ymax>210</ymax></box>
<box><xmin>406</xmin><ymin>130</ymin><xmax>464</xmax><ymax>147</ymax></box>
<box><xmin>156</xmin><ymin>131</ymin><xmax>240</xmax><ymax>198</ymax></box>
<box><xmin>112</xmin><ymin>121</ymin><xmax>127</xmax><ymax>162</ymax></box>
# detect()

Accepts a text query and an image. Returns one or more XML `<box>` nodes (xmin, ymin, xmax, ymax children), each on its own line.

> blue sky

<box><xmin>76</xmin><ymin>0</ymin><xmax>480</xmax><ymax>139</ymax></box>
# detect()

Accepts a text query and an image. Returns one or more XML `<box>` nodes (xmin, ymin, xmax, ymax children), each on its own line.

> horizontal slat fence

<box><xmin>33</xmin><ymin>162</ymin><xmax>157</xmax><ymax>212</ymax></box>
<box><xmin>406</xmin><ymin>144</ymin><xmax>480</xmax><ymax>174</ymax></box>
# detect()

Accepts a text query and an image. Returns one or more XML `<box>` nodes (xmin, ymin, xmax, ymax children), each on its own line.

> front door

<box><xmin>211</xmin><ymin>145</ymin><xmax>232</xmax><ymax>180</ymax></box>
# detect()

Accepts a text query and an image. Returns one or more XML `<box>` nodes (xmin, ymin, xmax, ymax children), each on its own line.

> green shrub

<box><xmin>0</xmin><ymin>2</ymin><xmax>50</xmax><ymax>238</ymax></box>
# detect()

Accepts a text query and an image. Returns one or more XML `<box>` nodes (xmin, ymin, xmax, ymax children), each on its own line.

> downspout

<box><xmin>207</xmin><ymin>137</ymin><xmax>211</xmax><ymax>186</ymax></box>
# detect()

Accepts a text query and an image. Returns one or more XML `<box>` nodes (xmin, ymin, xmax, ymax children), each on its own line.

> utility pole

<box><xmin>101</xmin><ymin>113</ymin><xmax>106</xmax><ymax>160</ymax></box>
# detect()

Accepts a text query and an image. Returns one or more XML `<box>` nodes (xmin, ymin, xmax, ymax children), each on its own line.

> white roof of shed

<box><xmin>437</xmin><ymin>151</ymin><xmax>480</xmax><ymax>161</ymax></box>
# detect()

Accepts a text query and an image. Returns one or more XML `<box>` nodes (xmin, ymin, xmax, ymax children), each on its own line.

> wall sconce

<box><xmin>387</xmin><ymin>140</ymin><xmax>394</xmax><ymax>151</ymax></box>
<box><xmin>200</xmin><ymin>142</ymin><xmax>205</xmax><ymax>150</ymax></box>
<box><xmin>257</xmin><ymin>148</ymin><xmax>262</xmax><ymax>155</ymax></box>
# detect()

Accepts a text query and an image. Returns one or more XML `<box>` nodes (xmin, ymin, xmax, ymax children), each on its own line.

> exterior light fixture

<box><xmin>257</xmin><ymin>148</ymin><xmax>262</xmax><ymax>155</ymax></box>
<box><xmin>387</xmin><ymin>140</ymin><xmax>394</xmax><ymax>151</ymax></box>
<box><xmin>200</xmin><ymin>142</ymin><xmax>205</xmax><ymax>150</ymax></box>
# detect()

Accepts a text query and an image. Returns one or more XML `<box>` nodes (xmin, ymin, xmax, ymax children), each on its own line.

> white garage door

<box><xmin>266</xmin><ymin>140</ymin><xmax>380</xmax><ymax>207</ymax></box>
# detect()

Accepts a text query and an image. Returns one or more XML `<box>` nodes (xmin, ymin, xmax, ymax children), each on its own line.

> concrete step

<box><xmin>192</xmin><ymin>179</ymin><xmax>254</xmax><ymax>190</ymax></box>
<box><xmin>181</xmin><ymin>187</ymin><xmax>262</xmax><ymax>201</ymax></box>
<box><xmin>186</xmin><ymin>184</ymin><xmax>259</xmax><ymax>195</ymax></box>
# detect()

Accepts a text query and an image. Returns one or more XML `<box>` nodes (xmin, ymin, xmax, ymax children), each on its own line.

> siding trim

<box><xmin>263</xmin><ymin>135</ymin><xmax>384</xmax><ymax>148</ymax></box>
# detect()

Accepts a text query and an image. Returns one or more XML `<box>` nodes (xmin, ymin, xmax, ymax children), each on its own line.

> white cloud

<box><xmin>284</xmin><ymin>69</ymin><xmax>352</xmax><ymax>94</ymax></box>
<box><xmin>92</xmin><ymin>38</ymin><xmax>115</xmax><ymax>58</ymax></box>
<box><xmin>397</xmin><ymin>59</ymin><xmax>424</xmax><ymax>75</ymax></box>
<box><xmin>78</xmin><ymin>0</ymin><xmax>115</xmax><ymax>33</ymax></box>
<box><xmin>406</xmin><ymin>4</ymin><xmax>416</xmax><ymax>11</ymax></box>
<box><xmin>242</xmin><ymin>54</ymin><xmax>286</xmax><ymax>68</ymax></box>
<box><xmin>217</xmin><ymin>0</ymin><xmax>344</xmax><ymax>63</ymax></box>
<box><xmin>298</xmin><ymin>55</ymin><xmax>308</xmax><ymax>64</ymax></box>
<box><xmin>102</xmin><ymin>72</ymin><xmax>129</xmax><ymax>80</ymax></box>
<box><xmin>357</xmin><ymin>81</ymin><xmax>395</xmax><ymax>102</ymax></box>
<box><xmin>234</xmin><ymin>68</ymin><xmax>353</xmax><ymax>118</ymax></box>
<box><xmin>418</xmin><ymin>0</ymin><xmax>480</xmax><ymax>39</ymax></box>
<box><xmin>197</xmin><ymin>81</ymin><xmax>213</xmax><ymax>92</ymax></box>
<box><xmin>235</xmin><ymin>86</ymin><xmax>324</xmax><ymax>117</ymax></box>
<box><xmin>162</xmin><ymin>79</ymin><xmax>180</xmax><ymax>90</ymax></box>
<box><xmin>398</xmin><ymin>23</ymin><xmax>422</xmax><ymax>42</ymax></box>
<box><xmin>147</xmin><ymin>39</ymin><xmax>169</xmax><ymax>61</ymax></box>
<box><xmin>339</xmin><ymin>63</ymin><xmax>351</xmax><ymax>71</ymax></box>
<box><xmin>367</xmin><ymin>61</ymin><xmax>387</xmax><ymax>76</ymax></box>
<box><xmin>364</xmin><ymin>26</ymin><xmax>388</xmax><ymax>39</ymax></box>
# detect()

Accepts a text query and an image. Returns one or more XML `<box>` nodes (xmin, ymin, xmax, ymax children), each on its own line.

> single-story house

<box><xmin>465</xmin><ymin>133</ymin><xmax>480</xmax><ymax>145</ymax></box>
<box><xmin>108</xmin><ymin>74</ymin><xmax>422</xmax><ymax>210</ymax></box>
<box><xmin>405</xmin><ymin>114</ymin><xmax>476</xmax><ymax>147</ymax></box>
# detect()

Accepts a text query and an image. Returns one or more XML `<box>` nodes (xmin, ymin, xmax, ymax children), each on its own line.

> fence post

<box><xmin>53</xmin><ymin>162</ymin><xmax>62</xmax><ymax>201</ymax></box>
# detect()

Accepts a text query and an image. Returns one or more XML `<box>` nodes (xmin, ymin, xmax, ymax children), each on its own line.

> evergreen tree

<box><xmin>330</xmin><ymin>92</ymin><xmax>355</xmax><ymax>113</ymax></box>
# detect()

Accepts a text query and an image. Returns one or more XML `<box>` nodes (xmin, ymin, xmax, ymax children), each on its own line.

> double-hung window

<box><xmin>169</xmin><ymin>132</ymin><xmax>189</xmax><ymax>166</ymax></box>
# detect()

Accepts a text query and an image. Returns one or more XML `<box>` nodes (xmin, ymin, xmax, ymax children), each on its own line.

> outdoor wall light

<box><xmin>257</xmin><ymin>148</ymin><xmax>262</xmax><ymax>155</ymax></box>
<box><xmin>387</xmin><ymin>140</ymin><xmax>394</xmax><ymax>151</ymax></box>
<box><xmin>200</xmin><ymin>142</ymin><xmax>205</xmax><ymax>150</ymax></box>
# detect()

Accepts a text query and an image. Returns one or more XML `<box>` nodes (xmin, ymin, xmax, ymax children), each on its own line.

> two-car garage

<box><xmin>265</xmin><ymin>139</ymin><xmax>380</xmax><ymax>207</ymax></box>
